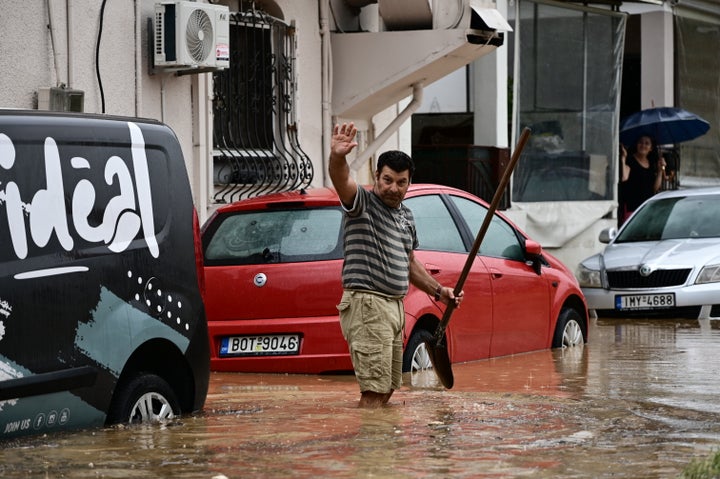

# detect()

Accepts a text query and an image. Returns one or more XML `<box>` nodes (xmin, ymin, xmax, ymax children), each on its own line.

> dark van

<box><xmin>0</xmin><ymin>110</ymin><xmax>209</xmax><ymax>439</ymax></box>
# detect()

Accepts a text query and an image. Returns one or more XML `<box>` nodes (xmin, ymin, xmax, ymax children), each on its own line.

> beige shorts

<box><xmin>337</xmin><ymin>290</ymin><xmax>404</xmax><ymax>394</ymax></box>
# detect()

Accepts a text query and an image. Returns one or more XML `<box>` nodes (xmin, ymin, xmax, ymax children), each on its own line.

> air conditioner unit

<box><xmin>154</xmin><ymin>1</ymin><xmax>230</xmax><ymax>70</ymax></box>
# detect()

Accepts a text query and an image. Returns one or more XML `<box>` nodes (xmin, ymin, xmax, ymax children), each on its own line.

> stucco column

<box><xmin>472</xmin><ymin>0</ymin><xmax>509</xmax><ymax>148</ymax></box>
<box><xmin>641</xmin><ymin>10</ymin><xmax>674</xmax><ymax>108</ymax></box>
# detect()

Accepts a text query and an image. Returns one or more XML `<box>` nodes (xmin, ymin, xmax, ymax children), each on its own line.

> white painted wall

<box><xmin>641</xmin><ymin>10</ymin><xmax>675</xmax><ymax>109</ymax></box>
<box><xmin>473</xmin><ymin>0</ymin><xmax>509</xmax><ymax>148</ymax></box>
<box><xmin>415</xmin><ymin>69</ymin><xmax>468</xmax><ymax>114</ymax></box>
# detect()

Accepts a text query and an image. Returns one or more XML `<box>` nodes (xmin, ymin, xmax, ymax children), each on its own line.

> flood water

<box><xmin>3</xmin><ymin>317</ymin><xmax>720</xmax><ymax>478</ymax></box>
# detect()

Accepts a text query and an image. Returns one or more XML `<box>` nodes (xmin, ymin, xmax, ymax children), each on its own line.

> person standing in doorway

<box><xmin>328</xmin><ymin>122</ymin><xmax>463</xmax><ymax>408</ymax></box>
<box><xmin>619</xmin><ymin>135</ymin><xmax>667</xmax><ymax>224</ymax></box>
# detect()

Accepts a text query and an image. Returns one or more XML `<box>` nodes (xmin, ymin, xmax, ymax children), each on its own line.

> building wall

<box><xmin>0</xmin><ymin>2</ymin><xmax>56</xmax><ymax>107</ymax></box>
<box><xmin>0</xmin><ymin>0</ymin><xmax>491</xmax><ymax>224</ymax></box>
<box><xmin>2</xmin><ymin>0</ymin><xmax>715</xmax><ymax>271</ymax></box>
<box><xmin>0</xmin><ymin>0</ymin><xmax>324</xmax><ymax>224</ymax></box>
<box><xmin>0</xmin><ymin>1</ymin><xmax>138</xmax><ymax>114</ymax></box>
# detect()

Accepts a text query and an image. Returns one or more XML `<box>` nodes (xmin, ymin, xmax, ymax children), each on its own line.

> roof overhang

<box><xmin>331</xmin><ymin>27</ymin><xmax>502</xmax><ymax>120</ymax></box>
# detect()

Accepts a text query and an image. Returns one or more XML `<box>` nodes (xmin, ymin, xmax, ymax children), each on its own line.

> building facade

<box><xmin>0</xmin><ymin>0</ymin><xmax>718</xmax><ymax>269</ymax></box>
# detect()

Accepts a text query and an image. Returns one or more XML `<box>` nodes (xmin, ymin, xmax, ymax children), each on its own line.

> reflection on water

<box><xmin>2</xmin><ymin>318</ymin><xmax>720</xmax><ymax>478</ymax></box>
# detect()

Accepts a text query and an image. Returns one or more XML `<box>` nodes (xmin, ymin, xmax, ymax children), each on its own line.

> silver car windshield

<box><xmin>616</xmin><ymin>194</ymin><xmax>720</xmax><ymax>243</ymax></box>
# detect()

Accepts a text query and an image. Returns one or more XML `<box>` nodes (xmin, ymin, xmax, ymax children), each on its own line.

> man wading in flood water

<box><xmin>328</xmin><ymin>122</ymin><xmax>464</xmax><ymax>408</ymax></box>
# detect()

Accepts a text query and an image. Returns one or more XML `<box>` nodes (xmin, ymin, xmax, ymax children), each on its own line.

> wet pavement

<box><xmin>2</xmin><ymin>317</ymin><xmax>720</xmax><ymax>478</ymax></box>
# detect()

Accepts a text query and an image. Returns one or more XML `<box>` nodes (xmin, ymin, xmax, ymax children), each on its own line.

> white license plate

<box><xmin>615</xmin><ymin>293</ymin><xmax>676</xmax><ymax>310</ymax></box>
<box><xmin>220</xmin><ymin>334</ymin><xmax>300</xmax><ymax>357</ymax></box>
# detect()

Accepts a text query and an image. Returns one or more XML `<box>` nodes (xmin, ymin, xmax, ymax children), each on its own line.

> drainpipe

<box><xmin>135</xmin><ymin>0</ymin><xmax>142</xmax><ymax>117</ymax></box>
<box><xmin>46</xmin><ymin>0</ymin><xmax>64</xmax><ymax>86</ymax></box>
<box><xmin>66</xmin><ymin>0</ymin><xmax>73</xmax><ymax>87</ymax></box>
<box><xmin>319</xmin><ymin>0</ymin><xmax>332</xmax><ymax>186</ymax></box>
<box><xmin>350</xmin><ymin>82</ymin><xmax>424</xmax><ymax>172</ymax></box>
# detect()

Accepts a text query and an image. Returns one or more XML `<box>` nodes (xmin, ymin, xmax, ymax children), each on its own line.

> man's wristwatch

<box><xmin>434</xmin><ymin>285</ymin><xmax>442</xmax><ymax>301</ymax></box>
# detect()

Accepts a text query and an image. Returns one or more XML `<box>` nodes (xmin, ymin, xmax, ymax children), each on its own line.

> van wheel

<box><xmin>107</xmin><ymin>374</ymin><xmax>180</xmax><ymax>425</ymax></box>
<box><xmin>402</xmin><ymin>329</ymin><xmax>434</xmax><ymax>373</ymax></box>
<box><xmin>552</xmin><ymin>308</ymin><xmax>585</xmax><ymax>349</ymax></box>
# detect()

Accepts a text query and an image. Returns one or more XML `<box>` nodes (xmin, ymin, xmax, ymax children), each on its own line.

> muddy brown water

<box><xmin>2</xmin><ymin>317</ymin><xmax>720</xmax><ymax>478</ymax></box>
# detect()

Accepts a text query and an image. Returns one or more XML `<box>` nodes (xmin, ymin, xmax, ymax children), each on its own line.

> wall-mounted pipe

<box><xmin>66</xmin><ymin>0</ymin><xmax>73</xmax><ymax>87</ymax></box>
<box><xmin>45</xmin><ymin>0</ymin><xmax>63</xmax><ymax>86</ymax></box>
<box><xmin>320</xmin><ymin>0</ymin><xmax>332</xmax><ymax>186</ymax></box>
<box><xmin>135</xmin><ymin>0</ymin><xmax>142</xmax><ymax>117</ymax></box>
<box><xmin>349</xmin><ymin>82</ymin><xmax>423</xmax><ymax>172</ymax></box>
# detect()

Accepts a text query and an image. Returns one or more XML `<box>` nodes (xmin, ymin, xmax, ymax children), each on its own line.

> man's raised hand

<box><xmin>331</xmin><ymin>122</ymin><xmax>358</xmax><ymax>158</ymax></box>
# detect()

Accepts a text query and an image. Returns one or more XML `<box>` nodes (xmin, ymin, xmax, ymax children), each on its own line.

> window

<box><xmin>405</xmin><ymin>195</ymin><xmax>465</xmax><ymax>253</ymax></box>
<box><xmin>212</xmin><ymin>5</ymin><xmax>312</xmax><ymax>203</ymax></box>
<box><xmin>617</xmin><ymin>195</ymin><xmax>720</xmax><ymax>243</ymax></box>
<box><xmin>512</xmin><ymin>1</ymin><xmax>625</xmax><ymax>202</ymax></box>
<box><xmin>450</xmin><ymin>196</ymin><xmax>524</xmax><ymax>261</ymax></box>
<box><xmin>204</xmin><ymin>208</ymin><xmax>343</xmax><ymax>265</ymax></box>
<box><xmin>675</xmin><ymin>14</ymin><xmax>720</xmax><ymax>186</ymax></box>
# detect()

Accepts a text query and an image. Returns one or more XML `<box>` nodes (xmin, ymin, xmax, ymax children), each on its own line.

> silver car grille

<box><xmin>606</xmin><ymin>269</ymin><xmax>692</xmax><ymax>288</ymax></box>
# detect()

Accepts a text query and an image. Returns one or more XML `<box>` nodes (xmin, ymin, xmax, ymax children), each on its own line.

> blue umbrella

<box><xmin>620</xmin><ymin>107</ymin><xmax>710</xmax><ymax>146</ymax></box>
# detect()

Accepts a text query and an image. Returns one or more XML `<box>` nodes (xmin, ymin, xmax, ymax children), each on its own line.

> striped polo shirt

<box><xmin>341</xmin><ymin>186</ymin><xmax>419</xmax><ymax>297</ymax></box>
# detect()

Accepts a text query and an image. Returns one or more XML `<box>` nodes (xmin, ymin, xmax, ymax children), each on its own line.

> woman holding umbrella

<box><xmin>618</xmin><ymin>106</ymin><xmax>710</xmax><ymax>224</ymax></box>
<box><xmin>619</xmin><ymin>135</ymin><xmax>666</xmax><ymax>224</ymax></box>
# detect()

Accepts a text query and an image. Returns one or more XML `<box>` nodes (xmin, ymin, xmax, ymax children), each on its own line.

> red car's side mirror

<box><xmin>525</xmin><ymin>239</ymin><xmax>544</xmax><ymax>275</ymax></box>
<box><xmin>525</xmin><ymin>239</ymin><xmax>543</xmax><ymax>256</ymax></box>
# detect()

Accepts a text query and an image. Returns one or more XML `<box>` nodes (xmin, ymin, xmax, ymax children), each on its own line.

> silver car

<box><xmin>577</xmin><ymin>187</ymin><xmax>720</xmax><ymax>319</ymax></box>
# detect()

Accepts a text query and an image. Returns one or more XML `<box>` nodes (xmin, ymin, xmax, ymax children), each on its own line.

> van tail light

<box><xmin>192</xmin><ymin>208</ymin><xmax>206</xmax><ymax>297</ymax></box>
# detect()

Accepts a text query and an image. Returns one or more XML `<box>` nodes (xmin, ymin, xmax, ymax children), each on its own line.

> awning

<box><xmin>471</xmin><ymin>1</ymin><xmax>513</xmax><ymax>32</ymax></box>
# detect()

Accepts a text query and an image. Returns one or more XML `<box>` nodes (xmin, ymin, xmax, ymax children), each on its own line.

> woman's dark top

<box><xmin>621</xmin><ymin>156</ymin><xmax>657</xmax><ymax>212</ymax></box>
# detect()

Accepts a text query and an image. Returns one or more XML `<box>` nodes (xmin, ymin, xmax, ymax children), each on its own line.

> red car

<box><xmin>201</xmin><ymin>184</ymin><xmax>588</xmax><ymax>374</ymax></box>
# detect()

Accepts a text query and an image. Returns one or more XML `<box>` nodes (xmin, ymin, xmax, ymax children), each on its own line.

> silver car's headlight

<box><xmin>696</xmin><ymin>264</ymin><xmax>720</xmax><ymax>284</ymax></box>
<box><xmin>576</xmin><ymin>263</ymin><xmax>602</xmax><ymax>288</ymax></box>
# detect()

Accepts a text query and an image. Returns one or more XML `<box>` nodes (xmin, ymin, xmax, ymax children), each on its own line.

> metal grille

<box><xmin>606</xmin><ymin>269</ymin><xmax>691</xmax><ymax>288</ymax></box>
<box><xmin>212</xmin><ymin>4</ymin><xmax>312</xmax><ymax>203</ymax></box>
